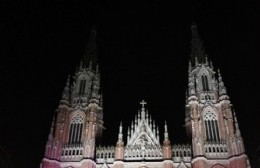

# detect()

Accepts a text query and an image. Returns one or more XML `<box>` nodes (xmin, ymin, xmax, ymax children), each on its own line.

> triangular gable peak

<box><xmin>124</xmin><ymin>100</ymin><xmax>162</xmax><ymax>160</ymax></box>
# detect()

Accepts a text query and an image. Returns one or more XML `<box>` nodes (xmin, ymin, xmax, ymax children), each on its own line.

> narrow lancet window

<box><xmin>202</xmin><ymin>75</ymin><xmax>209</xmax><ymax>91</ymax></box>
<box><xmin>68</xmin><ymin>114</ymin><xmax>84</xmax><ymax>145</ymax></box>
<box><xmin>204</xmin><ymin>111</ymin><xmax>220</xmax><ymax>142</ymax></box>
<box><xmin>79</xmin><ymin>79</ymin><xmax>86</xmax><ymax>95</ymax></box>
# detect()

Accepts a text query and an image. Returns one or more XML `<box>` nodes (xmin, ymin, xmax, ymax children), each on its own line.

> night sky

<box><xmin>2</xmin><ymin>1</ymin><xmax>260</xmax><ymax>168</ymax></box>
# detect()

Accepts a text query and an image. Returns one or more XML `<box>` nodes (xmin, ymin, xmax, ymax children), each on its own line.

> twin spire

<box><xmin>61</xmin><ymin>26</ymin><xmax>101</xmax><ymax>105</ymax></box>
<box><xmin>83</xmin><ymin>26</ymin><xmax>98</xmax><ymax>68</ymax></box>
<box><xmin>190</xmin><ymin>22</ymin><xmax>207</xmax><ymax>66</ymax></box>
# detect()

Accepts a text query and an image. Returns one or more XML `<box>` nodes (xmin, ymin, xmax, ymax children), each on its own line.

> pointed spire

<box><xmin>153</xmin><ymin>121</ymin><xmax>156</xmax><ymax>135</ymax></box>
<box><xmin>117</xmin><ymin>122</ymin><xmax>123</xmax><ymax>143</ymax></box>
<box><xmin>135</xmin><ymin>115</ymin><xmax>138</xmax><ymax>126</ymax></box>
<box><xmin>195</xmin><ymin>56</ymin><xmax>198</xmax><ymax>65</ymax></box>
<box><xmin>99</xmin><ymin>94</ymin><xmax>103</xmax><ymax>107</ymax></box>
<box><xmin>79</xmin><ymin>60</ymin><xmax>83</xmax><ymax>70</ymax></box>
<box><xmin>131</xmin><ymin>121</ymin><xmax>134</xmax><ymax>135</ymax></box>
<box><xmin>218</xmin><ymin>69</ymin><xmax>222</xmax><ymax>82</ymax></box>
<box><xmin>190</xmin><ymin>22</ymin><xmax>205</xmax><ymax>65</ymax></box>
<box><xmin>188</xmin><ymin>61</ymin><xmax>192</xmax><ymax>73</ymax></box>
<box><xmin>62</xmin><ymin>75</ymin><xmax>70</xmax><ymax>101</ymax></box>
<box><xmin>48</xmin><ymin>115</ymin><xmax>55</xmax><ymax>140</ymax></box>
<box><xmin>145</xmin><ymin>111</ymin><xmax>148</xmax><ymax>122</ymax></box>
<box><xmin>96</xmin><ymin>64</ymin><xmax>99</xmax><ymax>74</ymax></box>
<box><xmin>138</xmin><ymin>110</ymin><xmax>141</xmax><ymax>121</ymax></box>
<box><xmin>88</xmin><ymin>60</ymin><xmax>93</xmax><ymax>70</ymax></box>
<box><xmin>205</xmin><ymin>54</ymin><xmax>209</xmax><ymax>66</ymax></box>
<box><xmin>149</xmin><ymin>116</ymin><xmax>152</xmax><ymax>128</ymax></box>
<box><xmin>156</xmin><ymin>126</ymin><xmax>160</xmax><ymax>142</ymax></box>
<box><xmin>233</xmin><ymin>110</ymin><xmax>241</xmax><ymax>137</ymax></box>
<box><xmin>210</xmin><ymin>59</ymin><xmax>214</xmax><ymax>69</ymax></box>
<box><xmin>164</xmin><ymin>121</ymin><xmax>169</xmax><ymax>140</ymax></box>
<box><xmin>218</xmin><ymin>69</ymin><xmax>227</xmax><ymax>95</ymax></box>
<box><xmin>127</xmin><ymin>127</ymin><xmax>130</xmax><ymax>142</ymax></box>
<box><xmin>83</xmin><ymin>26</ymin><xmax>97</xmax><ymax>68</ymax></box>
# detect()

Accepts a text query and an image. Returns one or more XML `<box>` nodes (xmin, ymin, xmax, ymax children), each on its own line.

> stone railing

<box><xmin>172</xmin><ymin>144</ymin><xmax>192</xmax><ymax>163</ymax></box>
<box><xmin>96</xmin><ymin>146</ymin><xmax>115</xmax><ymax>163</ymax></box>
<box><xmin>124</xmin><ymin>145</ymin><xmax>162</xmax><ymax>160</ymax></box>
<box><xmin>204</xmin><ymin>140</ymin><xmax>228</xmax><ymax>158</ymax></box>
<box><xmin>60</xmin><ymin>143</ymin><xmax>84</xmax><ymax>161</ymax></box>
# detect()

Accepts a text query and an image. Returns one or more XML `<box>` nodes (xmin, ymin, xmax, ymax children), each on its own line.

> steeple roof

<box><xmin>190</xmin><ymin>22</ymin><xmax>205</xmax><ymax>66</ymax></box>
<box><xmin>83</xmin><ymin>26</ymin><xmax>98</xmax><ymax>68</ymax></box>
<box><xmin>124</xmin><ymin>100</ymin><xmax>162</xmax><ymax>160</ymax></box>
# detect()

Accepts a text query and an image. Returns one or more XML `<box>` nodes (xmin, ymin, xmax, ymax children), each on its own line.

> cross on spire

<box><xmin>140</xmin><ymin>100</ymin><xmax>147</xmax><ymax>109</ymax></box>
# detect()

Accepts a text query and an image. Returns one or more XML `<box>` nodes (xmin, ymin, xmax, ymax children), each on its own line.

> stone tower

<box><xmin>40</xmin><ymin>27</ymin><xmax>104</xmax><ymax>168</ymax></box>
<box><xmin>185</xmin><ymin>23</ymin><xmax>250</xmax><ymax>168</ymax></box>
<box><xmin>40</xmin><ymin>24</ymin><xmax>251</xmax><ymax>168</ymax></box>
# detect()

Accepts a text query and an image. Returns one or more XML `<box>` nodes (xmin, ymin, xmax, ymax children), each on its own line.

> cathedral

<box><xmin>40</xmin><ymin>24</ymin><xmax>251</xmax><ymax>168</ymax></box>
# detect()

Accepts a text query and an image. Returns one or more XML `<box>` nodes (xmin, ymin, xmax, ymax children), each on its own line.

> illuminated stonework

<box><xmin>40</xmin><ymin>24</ymin><xmax>251</xmax><ymax>168</ymax></box>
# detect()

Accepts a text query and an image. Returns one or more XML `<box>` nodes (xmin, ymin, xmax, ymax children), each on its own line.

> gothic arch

<box><xmin>202</xmin><ymin>106</ymin><xmax>218</xmax><ymax>119</ymax></box>
<box><xmin>69</xmin><ymin>110</ymin><xmax>86</xmax><ymax>122</ymax></box>
<box><xmin>202</xmin><ymin>107</ymin><xmax>220</xmax><ymax>142</ymax></box>
<box><xmin>198</xmin><ymin>66</ymin><xmax>210</xmax><ymax>75</ymax></box>
<box><xmin>211</xmin><ymin>164</ymin><xmax>226</xmax><ymax>168</ymax></box>
<box><xmin>198</xmin><ymin>67</ymin><xmax>211</xmax><ymax>91</ymax></box>
<box><xmin>67</xmin><ymin>110</ymin><xmax>86</xmax><ymax>145</ymax></box>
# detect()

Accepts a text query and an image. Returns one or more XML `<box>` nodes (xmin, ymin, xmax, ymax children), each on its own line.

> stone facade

<box><xmin>40</xmin><ymin>25</ymin><xmax>251</xmax><ymax>168</ymax></box>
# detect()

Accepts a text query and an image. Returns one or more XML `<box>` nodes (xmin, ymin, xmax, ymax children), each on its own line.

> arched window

<box><xmin>79</xmin><ymin>78</ymin><xmax>86</xmax><ymax>95</ymax></box>
<box><xmin>68</xmin><ymin>113</ymin><xmax>84</xmax><ymax>145</ymax></box>
<box><xmin>201</xmin><ymin>74</ymin><xmax>209</xmax><ymax>91</ymax></box>
<box><xmin>204</xmin><ymin>111</ymin><xmax>220</xmax><ymax>142</ymax></box>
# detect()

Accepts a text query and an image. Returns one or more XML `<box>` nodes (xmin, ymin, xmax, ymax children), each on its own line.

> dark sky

<box><xmin>1</xmin><ymin>1</ymin><xmax>260</xmax><ymax>168</ymax></box>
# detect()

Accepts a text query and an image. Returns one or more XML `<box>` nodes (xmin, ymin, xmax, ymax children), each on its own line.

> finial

<box><xmin>117</xmin><ymin>121</ymin><xmax>123</xmax><ymax>143</ymax></box>
<box><xmin>48</xmin><ymin>115</ymin><xmax>56</xmax><ymax>140</ymax></box>
<box><xmin>164</xmin><ymin>121</ymin><xmax>169</xmax><ymax>140</ymax></box>
<box><xmin>88</xmin><ymin>60</ymin><xmax>93</xmax><ymax>70</ymax></box>
<box><xmin>233</xmin><ymin>110</ymin><xmax>241</xmax><ymax>137</ymax></box>
<box><xmin>205</xmin><ymin>54</ymin><xmax>209</xmax><ymax>65</ymax></box>
<box><xmin>127</xmin><ymin>127</ymin><xmax>130</xmax><ymax>142</ymax></box>
<box><xmin>140</xmin><ymin>100</ymin><xmax>147</xmax><ymax>109</ymax></box>
<box><xmin>99</xmin><ymin>94</ymin><xmax>103</xmax><ymax>107</ymax></box>
<box><xmin>65</xmin><ymin>75</ymin><xmax>70</xmax><ymax>89</ymax></box>
<box><xmin>153</xmin><ymin>121</ymin><xmax>156</xmax><ymax>134</ymax></box>
<box><xmin>96</xmin><ymin>64</ymin><xmax>99</xmax><ymax>74</ymax></box>
<box><xmin>210</xmin><ymin>60</ymin><xmax>213</xmax><ymax>69</ymax></box>
<box><xmin>218</xmin><ymin>69</ymin><xmax>227</xmax><ymax>96</ymax></box>
<box><xmin>145</xmin><ymin>111</ymin><xmax>148</xmax><ymax>120</ymax></box>
<box><xmin>131</xmin><ymin>121</ymin><xmax>134</xmax><ymax>136</ymax></box>
<box><xmin>119</xmin><ymin>122</ymin><xmax>123</xmax><ymax>134</ymax></box>
<box><xmin>156</xmin><ymin>126</ymin><xmax>160</xmax><ymax>141</ymax></box>
<box><xmin>218</xmin><ymin>69</ymin><xmax>222</xmax><ymax>81</ymax></box>
<box><xmin>164</xmin><ymin>121</ymin><xmax>168</xmax><ymax>132</ymax></box>
<box><xmin>195</xmin><ymin>56</ymin><xmax>198</xmax><ymax>65</ymax></box>
<box><xmin>188</xmin><ymin>60</ymin><xmax>192</xmax><ymax>72</ymax></box>
<box><xmin>79</xmin><ymin>60</ymin><xmax>83</xmax><ymax>70</ymax></box>
<box><xmin>62</xmin><ymin>75</ymin><xmax>70</xmax><ymax>100</ymax></box>
<box><xmin>191</xmin><ymin>22</ymin><xmax>198</xmax><ymax>36</ymax></box>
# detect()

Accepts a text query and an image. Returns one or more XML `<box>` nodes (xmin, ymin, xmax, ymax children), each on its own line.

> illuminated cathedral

<box><xmin>40</xmin><ymin>24</ymin><xmax>251</xmax><ymax>168</ymax></box>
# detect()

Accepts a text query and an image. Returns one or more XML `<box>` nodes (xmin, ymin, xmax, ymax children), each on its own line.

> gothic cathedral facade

<box><xmin>40</xmin><ymin>24</ymin><xmax>251</xmax><ymax>168</ymax></box>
